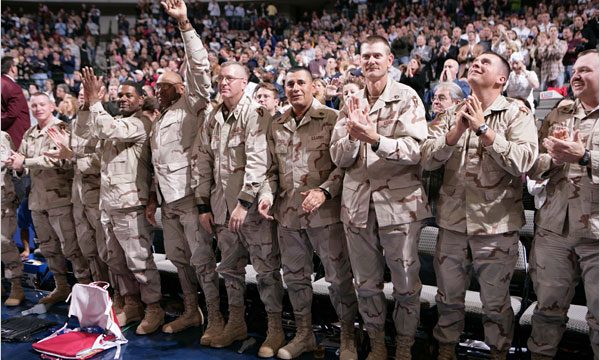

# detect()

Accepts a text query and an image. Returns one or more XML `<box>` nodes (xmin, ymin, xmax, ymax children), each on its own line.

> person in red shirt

<box><xmin>1</xmin><ymin>56</ymin><xmax>30</xmax><ymax>149</ymax></box>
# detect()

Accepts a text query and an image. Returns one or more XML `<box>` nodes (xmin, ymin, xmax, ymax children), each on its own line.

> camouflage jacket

<box><xmin>421</xmin><ymin>95</ymin><xmax>538</xmax><ymax>235</ymax></box>
<box><xmin>1</xmin><ymin>131</ymin><xmax>17</xmax><ymax>209</ymax></box>
<box><xmin>18</xmin><ymin>118</ymin><xmax>73</xmax><ymax>211</ymax></box>
<box><xmin>75</xmin><ymin>102</ymin><xmax>152</xmax><ymax>211</ymax></box>
<box><xmin>330</xmin><ymin>78</ymin><xmax>431</xmax><ymax>228</ymax></box>
<box><xmin>262</xmin><ymin>99</ymin><xmax>343</xmax><ymax>229</ymax></box>
<box><xmin>71</xmin><ymin>111</ymin><xmax>101</xmax><ymax>207</ymax></box>
<box><xmin>528</xmin><ymin>99</ymin><xmax>599</xmax><ymax>238</ymax></box>
<box><xmin>150</xmin><ymin>28</ymin><xmax>211</xmax><ymax>204</ymax></box>
<box><xmin>192</xmin><ymin>95</ymin><xmax>271</xmax><ymax>225</ymax></box>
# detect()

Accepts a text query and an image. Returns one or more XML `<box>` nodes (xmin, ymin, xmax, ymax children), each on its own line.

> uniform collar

<box><xmin>278</xmin><ymin>98</ymin><xmax>326</xmax><ymax>131</ymax></box>
<box><xmin>482</xmin><ymin>94</ymin><xmax>510</xmax><ymax>117</ymax></box>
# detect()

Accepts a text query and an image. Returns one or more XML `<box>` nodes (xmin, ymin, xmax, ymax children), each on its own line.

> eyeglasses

<box><xmin>217</xmin><ymin>76</ymin><xmax>245</xmax><ymax>84</ymax></box>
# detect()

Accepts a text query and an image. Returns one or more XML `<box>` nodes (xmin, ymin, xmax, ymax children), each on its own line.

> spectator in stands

<box><xmin>457</xmin><ymin>31</ymin><xmax>484</xmax><ymax>78</ymax></box>
<box><xmin>308</xmin><ymin>48</ymin><xmax>327</xmax><ymax>79</ymax></box>
<box><xmin>312</xmin><ymin>78</ymin><xmax>327</xmax><ymax>105</ymax></box>
<box><xmin>340</xmin><ymin>76</ymin><xmax>364</xmax><ymax>107</ymax></box>
<box><xmin>439</xmin><ymin>59</ymin><xmax>470</xmax><ymax>97</ymax></box>
<box><xmin>55</xmin><ymin>83</ymin><xmax>71</xmax><ymax>106</ymax></box>
<box><xmin>572</xmin><ymin>14</ymin><xmax>598</xmax><ymax>50</ymax></box>
<box><xmin>30</xmin><ymin>51</ymin><xmax>49</xmax><ymax>91</ymax></box>
<box><xmin>562</xmin><ymin>27</ymin><xmax>584</xmax><ymax>82</ymax></box>
<box><xmin>430</xmin><ymin>82</ymin><xmax>465</xmax><ymax>119</ymax></box>
<box><xmin>421</xmin><ymin>52</ymin><xmax>538</xmax><ymax>360</ymax></box>
<box><xmin>506</xmin><ymin>53</ymin><xmax>539</xmax><ymax>113</ymax></box>
<box><xmin>526</xmin><ymin>49</ymin><xmax>599</xmax><ymax>360</ymax></box>
<box><xmin>538</xmin><ymin>25</ymin><xmax>567</xmax><ymax>89</ymax></box>
<box><xmin>410</xmin><ymin>34</ymin><xmax>433</xmax><ymax>65</ymax></box>
<box><xmin>434</xmin><ymin>35</ymin><xmax>459</xmax><ymax>80</ymax></box>
<box><xmin>400</xmin><ymin>57</ymin><xmax>427</xmax><ymax>101</ymax></box>
<box><xmin>1</xmin><ymin>56</ymin><xmax>30</xmax><ymax>149</ymax></box>
<box><xmin>56</xmin><ymin>94</ymin><xmax>78</xmax><ymax>123</ymax></box>
<box><xmin>253</xmin><ymin>82</ymin><xmax>280</xmax><ymax>116</ymax></box>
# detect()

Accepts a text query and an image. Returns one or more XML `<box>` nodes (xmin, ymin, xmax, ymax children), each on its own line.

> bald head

<box><xmin>156</xmin><ymin>71</ymin><xmax>183</xmax><ymax>85</ymax></box>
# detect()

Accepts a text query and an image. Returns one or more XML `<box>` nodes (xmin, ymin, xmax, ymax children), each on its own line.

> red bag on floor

<box><xmin>32</xmin><ymin>282</ymin><xmax>127</xmax><ymax>359</ymax></box>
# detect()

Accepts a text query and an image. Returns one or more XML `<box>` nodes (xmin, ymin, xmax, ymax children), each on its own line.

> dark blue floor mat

<box><xmin>1</xmin><ymin>288</ymin><xmax>340</xmax><ymax>359</ymax></box>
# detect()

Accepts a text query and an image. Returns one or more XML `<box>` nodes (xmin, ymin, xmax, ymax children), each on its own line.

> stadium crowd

<box><xmin>1</xmin><ymin>0</ymin><xmax>598</xmax><ymax>359</ymax></box>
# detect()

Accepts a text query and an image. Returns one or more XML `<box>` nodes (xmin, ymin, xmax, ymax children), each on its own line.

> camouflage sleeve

<box><xmin>182</xmin><ymin>28</ymin><xmax>211</xmax><ymax>113</ymax></box>
<box><xmin>591</xmin><ymin>122</ymin><xmax>599</xmax><ymax>185</ymax></box>
<box><xmin>420</xmin><ymin>110</ymin><xmax>457</xmax><ymax>171</ymax></box>
<box><xmin>375</xmin><ymin>93</ymin><xmax>427</xmax><ymax>164</ymax></box>
<box><xmin>22</xmin><ymin>125</ymin><xmax>72</xmax><ymax>170</ymax></box>
<box><xmin>318</xmin><ymin>166</ymin><xmax>344</xmax><ymax>199</ymax></box>
<box><xmin>330</xmin><ymin>106</ymin><xmax>361</xmax><ymax>168</ymax></box>
<box><xmin>259</xmin><ymin>122</ymin><xmax>279</xmax><ymax>204</ymax></box>
<box><xmin>484</xmin><ymin>105</ymin><xmax>539</xmax><ymax>176</ymax></box>
<box><xmin>89</xmin><ymin>102</ymin><xmax>148</xmax><ymax>143</ymax></box>
<box><xmin>238</xmin><ymin>109</ymin><xmax>270</xmax><ymax>203</ymax></box>
<box><xmin>527</xmin><ymin>108</ymin><xmax>563</xmax><ymax>180</ymax></box>
<box><xmin>192</xmin><ymin>119</ymin><xmax>214</xmax><ymax>207</ymax></box>
<box><xmin>74</xmin><ymin>109</ymin><xmax>93</xmax><ymax>139</ymax></box>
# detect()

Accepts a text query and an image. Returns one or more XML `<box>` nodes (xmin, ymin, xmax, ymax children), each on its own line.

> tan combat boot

<box><xmin>116</xmin><ymin>294</ymin><xmax>144</xmax><ymax>326</ymax></box>
<box><xmin>530</xmin><ymin>354</ymin><xmax>553</xmax><ymax>360</ymax></box>
<box><xmin>490</xmin><ymin>348</ymin><xmax>508</xmax><ymax>360</ymax></box>
<box><xmin>257</xmin><ymin>312</ymin><xmax>285</xmax><ymax>358</ymax></box>
<box><xmin>5</xmin><ymin>278</ymin><xmax>25</xmax><ymax>306</ymax></box>
<box><xmin>200</xmin><ymin>300</ymin><xmax>225</xmax><ymax>346</ymax></box>
<box><xmin>136</xmin><ymin>302</ymin><xmax>165</xmax><ymax>335</ymax></box>
<box><xmin>277</xmin><ymin>313</ymin><xmax>317</xmax><ymax>359</ymax></box>
<box><xmin>395</xmin><ymin>335</ymin><xmax>415</xmax><ymax>360</ymax></box>
<box><xmin>39</xmin><ymin>274</ymin><xmax>70</xmax><ymax>305</ymax></box>
<box><xmin>162</xmin><ymin>293</ymin><xmax>204</xmax><ymax>333</ymax></box>
<box><xmin>112</xmin><ymin>292</ymin><xmax>125</xmax><ymax>315</ymax></box>
<box><xmin>210</xmin><ymin>305</ymin><xmax>247</xmax><ymax>348</ymax></box>
<box><xmin>438</xmin><ymin>343</ymin><xmax>457</xmax><ymax>360</ymax></box>
<box><xmin>366</xmin><ymin>331</ymin><xmax>387</xmax><ymax>360</ymax></box>
<box><xmin>340</xmin><ymin>321</ymin><xmax>358</xmax><ymax>360</ymax></box>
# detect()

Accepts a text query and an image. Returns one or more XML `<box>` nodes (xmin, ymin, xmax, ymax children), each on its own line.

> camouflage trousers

<box><xmin>101</xmin><ymin>207</ymin><xmax>161</xmax><ymax>304</ymax></box>
<box><xmin>162</xmin><ymin>194</ymin><xmax>220</xmax><ymax>303</ymax></box>
<box><xmin>278</xmin><ymin>222</ymin><xmax>357</xmax><ymax>323</ymax></box>
<box><xmin>216</xmin><ymin>211</ymin><xmax>283</xmax><ymax>313</ymax></box>
<box><xmin>32</xmin><ymin>206</ymin><xmax>90</xmax><ymax>281</ymax></box>
<box><xmin>528</xmin><ymin>228</ymin><xmax>599</xmax><ymax>359</ymax></box>
<box><xmin>1</xmin><ymin>206</ymin><xmax>22</xmax><ymax>279</ymax></box>
<box><xmin>433</xmin><ymin>228</ymin><xmax>518</xmax><ymax>351</ymax></box>
<box><xmin>73</xmin><ymin>198</ymin><xmax>109</xmax><ymax>283</ymax></box>
<box><xmin>344</xmin><ymin>206</ymin><xmax>422</xmax><ymax>335</ymax></box>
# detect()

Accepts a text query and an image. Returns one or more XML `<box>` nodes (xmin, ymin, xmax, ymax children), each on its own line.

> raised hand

<box><xmin>81</xmin><ymin>67</ymin><xmax>104</xmax><ymax>106</ymax></box>
<box><xmin>43</xmin><ymin>127</ymin><xmax>73</xmax><ymax>160</ymax></box>
<box><xmin>161</xmin><ymin>0</ymin><xmax>188</xmax><ymax>21</ymax></box>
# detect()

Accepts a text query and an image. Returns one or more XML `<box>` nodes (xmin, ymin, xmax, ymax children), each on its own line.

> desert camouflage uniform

<box><xmin>193</xmin><ymin>95</ymin><xmax>283</xmax><ymax>313</ymax></box>
<box><xmin>330</xmin><ymin>78</ymin><xmax>431</xmax><ymax>336</ymax></box>
<box><xmin>527</xmin><ymin>99</ymin><xmax>599</xmax><ymax>359</ymax></box>
<box><xmin>18</xmin><ymin>118</ymin><xmax>90</xmax><ymax>282</ymax></box>
<box><xmin>150</xmin><ymin>28</ymin><xmax>219</xmax><ymax>302</ymax></box>
<box><xmin>71</xmin><ymin>111</ymin><xmax>109</xmax><ymax>282</ymax></box>
<box><xmin>76</xmin><ymin>103</ymin><xmax>160</xmax><ymax>304</ymax></box>
<box><xmin>421</xmin><ymin>95</ymin><xmax>538</xmax><ymax>351</ymax></box>
<box><xmin>1</xmin><ymin>131</ymin><xmax>22</xmax><ymax>280</ymax></box>
<box><xmin>261</xmin><ymin>99</ymin><xmax>357</xmax><ymax>323</ymax></box>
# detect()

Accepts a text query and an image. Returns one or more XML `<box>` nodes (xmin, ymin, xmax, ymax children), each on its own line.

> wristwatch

<box><xmin>475</xmin><ymin>123</ymin><xmax>489</xmax><ymax>136</ymax></box>
<box><xmin>579</xmin><ymin>148</ymin><xmax>591</xmax><ymax>166</ymax></box>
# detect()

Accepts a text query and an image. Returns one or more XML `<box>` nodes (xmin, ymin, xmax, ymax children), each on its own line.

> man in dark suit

<box><xmin>1</xmin><ymin>56</ymin><xmax>30</xmax><ymax>149</ymax></box>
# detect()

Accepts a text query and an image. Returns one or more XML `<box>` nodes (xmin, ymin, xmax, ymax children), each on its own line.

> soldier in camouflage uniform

<box><xmin>421</xmin><ymin>52</ymin><xmax>538</xmax><ymax>360</ymax></box>
<box><xmin>330</xmin><ymin>36</ymin><xmax>431</xmax><ymax>360</ymax></box>
<box><xmin>527</xmin><ymin>50</ymin><xmax>599</xmax><ymax>360</ymax></box>
<box><xmin>192</xmin><ymin>61</ymin><xmax>284</xmax><ymax>358</ymax></box>
<box><xmin>145</xmin><ymin>0</ymin><xmax>222</xmax><ymax>339</ymax></box>
<box><xmin>1</xmin><ymin>131</ymin><xmax>25</xmax><ymax>306</ymax></box>
<box><xmin>75</xmin><ymin>69</ymin><xmax>164</xmax><ymax>335</ymax></box>
<box><xmin>258</xmin><ymin>67</ymin><xmax>357</xmax><ymax>360</ymax></box>
<box><xmin>6</xmin><ymin>93</ymin><xmax>91</xmax><ymax>305</ymax></box>
<box><xmin>70</xmin><ymin>90</ymin><xmax>109</xmax><ymax>285</ymax></box>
